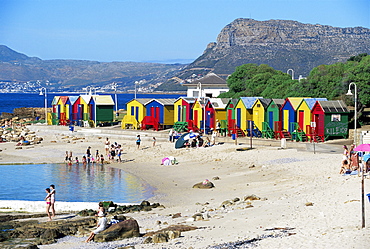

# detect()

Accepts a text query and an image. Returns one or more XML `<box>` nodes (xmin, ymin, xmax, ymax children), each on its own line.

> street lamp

<box><xmin>112</xmin><ymin>82</ymin><xmax>118</xmax><ymax>114</ymax></box>
<box><xmin>134</xmin><ymin>81</ymin><xmax>139</xmax><ymax>99</ymax></box>
<box><xmin>287</xmin><ymin>69</ymin><xmax>294</xmax><ymax>80</ymax></box>
<box><xmin>39</xmin><ymin>87</ymin><xmax>47</xmax><ymax>125</ymax></box>
<box><xmin>346</xmin><ymin>82</ymin><xmax>357</xmax><ymax>145</ymax></box>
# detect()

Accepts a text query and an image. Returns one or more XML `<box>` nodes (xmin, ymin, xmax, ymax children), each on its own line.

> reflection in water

<box><xmin>0</xmin><ymin>164</ymin><xmax>154</xmax><ymax>203</ymax></box>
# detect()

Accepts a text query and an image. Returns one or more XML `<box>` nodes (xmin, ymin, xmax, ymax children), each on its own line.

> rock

<box><xmin>172</xmin><ymin>213</ymin><xmax>181</xmax><ymax>219</ymax></box>
<box><xmin>152</xmin><ymin>232</ymin><xmax>168</xmax><ymax>243</ymax></box>
<box><xmin>305</xmin><ymin>202</ymin><xmax>314</xmax><ymax>206</ymax></box>
<box><xmin>244</xmin><ymin>194</ymin><xmax>261</xmax><ymax>201</ymax></box>
<box><xmin>212</xmin><ymin>176</ymin><xmax>220</xmax><ymax>180</ymax></box>
<box><xmin>192</xmin><ymin>181</ymin><xmax>215</xmax><ymax>189</ymax></box>
<box><xmin>140</xmin><ymin>200</ymin><xmax>150</xmax><ymax>206</ymax></box>
<box><xmin>143</xmin><ymin>237</ymin><xmax>153</xmax><ymax>244</ymax></box>
<box><xmin>94</xmin><ymin>219</ymin><xmax>140</xmax><ymax>242</ymax></box>
<box><xmin>232</xmin><ymin>197</ymin><xmax>240</xmax><ymax>202</ymax></box>
<box><xmin>192</xmin><ymin>213</ymin><xmax>204</xmax><ymax>221</ymax></box>
<box><xmin>40</xmin><ymin>228</ymin><xmax>61</xmax><ymax>245</ymax></box>
<box><xmin>221</xmin><ymin>200</ymin><xmax>233</xmax><ymax>207</ymax></box>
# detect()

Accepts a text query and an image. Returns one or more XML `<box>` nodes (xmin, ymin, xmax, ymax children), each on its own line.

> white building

<box><xmin>183</xmin><ymin>73</ymin><xmax>229</xmax><ymax>98</ymax></box>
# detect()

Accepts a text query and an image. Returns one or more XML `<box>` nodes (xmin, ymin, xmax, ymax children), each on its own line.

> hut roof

<box><xmin>68</xmin><ymin>96</ymin><xmax>79</xmax><ymax>104</ymax></box>
<box><xmin>210</xmin><ymin>98</ymin><xmax>230</xmax><ymax>109</ymax></box>
<box><xmin>151</xmin><ymin>98</ymin><xmax>176</xmax><ymax>105</ymax></box>
<box><xmin>317</xmin><ymin>100</ymin><xmax>349</xmax><ymax>113</ymax></box>
<box><xmin>79</xmin><ymin>95</ymin><xmax>92</xmax><ymax>104</ymax></box>
<box><xmin>51</xmin><ymin>96</ymin><xmax>60</xmax><ymax>105</ymax></box>
<box><xmin>271</xmin><ymin>99</ymin><xmax>285</xmax><ymax>108</ymax></box>
<box><xmin>92</xmin><ymin>95</ymin><xmax>114</xmax><ymax>105</ymax></box>
<box><xmin>239</xmin><ymin>97</ymin><xmax>263</xmax><ymax>109</ymax></box>
<box><xmin>257</xmin><ymin>98</ymin><xmax>272</xmax><ymax>108</ymax></box>
<box><xmin>286</xmin><ymin>97</ymin><xmax>305</xmax><ymax>110</ymax></box>
<box><xmin>303</xmin><ymin>98</ymin><xmax>327</xmax><ymax>109</ymax></box>
<box><xmin>58</xmin><ymin>96</ymin><xmax>69</xmax><ymax>105</ymax></box>
<box><xmin>126</xmin><ymin>98</ymin><xmax>152</xmax><ymax>105</ymax></box>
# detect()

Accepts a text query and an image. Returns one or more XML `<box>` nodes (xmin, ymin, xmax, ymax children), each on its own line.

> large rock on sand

<box><xmin>192</xmin><ymin>180</ymin><xmax>215</xmax><ymax>189</ymax></box>
<box><xmin>94</xmin><ymin>219</ymin><xmax>140</xmax><ymax>242</ymax></box>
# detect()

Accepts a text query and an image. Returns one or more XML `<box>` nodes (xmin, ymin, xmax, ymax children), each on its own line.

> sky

<box><xmin>0</xmin><ymin>0</ymin><xmax>369</xmax><ymax>64</ymax></box>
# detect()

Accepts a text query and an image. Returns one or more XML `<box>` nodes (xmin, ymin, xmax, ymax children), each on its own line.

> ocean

<box><xmin>0</xmin><ymin>92</ymin><xmax>185</xmax><ymax>114</ymax></box>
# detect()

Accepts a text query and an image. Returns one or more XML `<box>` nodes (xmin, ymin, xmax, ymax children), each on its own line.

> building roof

<box><xmin>126</xmin><ymin>98</ymin><xmax>152</xmax><ymax>105</ymax></box>
<box><xmin>51</xmin><ymin>96</ymin><xmax>60</xmax><ymax>105</ymax></box>
<box><xmin>239</xmin><ymin>97</ymin><xmax>263</xmax><ymax>109</ymax></box>
<box><xmin>256</xmin><ymin>98</ymin><xmax>272</xmax><ymax>109</ymax></box>
<box><xmin>317</xmin><ymin>100</ymin><xmax>349</xmax><ymax>113</ymax></box>
<box><xmin>210</xmin><ymin>98</ymin><xmax>230</xmax><ymax>109</ymax></box>
<box><xmin>68</xmin><ymin>96</ymin><xmax>79</xmax><ymax>105</ymax></box>
<box><xmin>147</xmin><ymin>98</ymin><xmax>176</xmax><ymax>106</ymax></box>
<box><xmin>183</xmin><ymin>73</ymin><xmax>227</xmax><ymax>86</ymax></box>
<box><xmin>271</xmin><ymin>99</ymin><xmax>285</xmax><ymax>108</ymax></box>
<box><xmin>92</xmin><ymin>95</ymin><xmax>115</xmax><ymax>105</ymax></box>
<box><xmin>303</xmin><ymin>98</ymin><xmax>327</xmax><ymax>109</ymax></box>
<box><xmin>79</xmin><ymin>95</ymin><xmax>92</xmax><ymax>104</ymax></box>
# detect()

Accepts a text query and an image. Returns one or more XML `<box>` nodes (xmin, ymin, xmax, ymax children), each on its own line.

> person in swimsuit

<box><xmin>104</xmin><ymin>138</ymin><xmax>110</xmax><ymax>157</ymax></box>
<box><xmin>48</xmin><ymin>184</ymin><xmax>56</xmax><ymax>217</ymax></box>
<box><xmin>85</xmin><ymin>202</ymin><xmax>107</xmax><ymax>242</ymax></box>
<box><xmin>136</xmin><ymin>135</ymin><xmax>141</xmax><ymax>149</ymax></box>
<box><xmin>44</xmin><ymin>188</ymin><xmax>52</xmax><ymax>221</ymax></box>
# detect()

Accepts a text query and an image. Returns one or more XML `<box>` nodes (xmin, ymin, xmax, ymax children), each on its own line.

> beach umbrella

<box><xmin>353</xmin><ymin>143</ymin><xmax>370</xmax><ymax>152</ymax></box>
<box><xmin>175</xmin><ymin>132</ymin><xmax>199</xmax><ymax>149</ymax></box>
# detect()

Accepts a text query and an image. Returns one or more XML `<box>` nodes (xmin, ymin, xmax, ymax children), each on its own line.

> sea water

<box><xmin>0</xmin><ymin>163</ymin><xmax>155</xmax><ymax>203</ymax></box>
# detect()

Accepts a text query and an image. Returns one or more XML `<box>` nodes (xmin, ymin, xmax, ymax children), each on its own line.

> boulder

<box><xmin>192</xmin><ymin>181</ymin><xmax>215</xmax><ymax>189</ymax></box>
<box><xmin>94</xmin><ymin>219</ymin><xmax>140</xmax><ymax>242</ymax></box>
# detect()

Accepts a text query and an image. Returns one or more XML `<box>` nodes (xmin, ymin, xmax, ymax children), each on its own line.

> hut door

<box><xmin>135</xmin><ymin>107</ymin><xmax>139</xmax><ymax>121</ymax></box>
<box><xmin>269</xmin><ymin>111</ymin><xmax>274</xmax><ymax>129</ymax></box>
<box><xmin>177</xmin><ymin>105</ymin><xmax>182</xmax><ymax>122</ymax></box>
<box><xmin>182</xmin><ymin>106</ymin><xmax>187</xmax><ymax>122</ymax></box>
<box><xmin>78</xmin><ymin>104</ymin><xmax>82</xmax><ymax>120</ymax></box>
<box><xmin>194</xmin><ymin>110</ymin><xmax>198</xmax><ymax>127</ymax></box>
<box><xmin>298</xmin><ymin>111</ymin><xmax>304</xmax><ymax>130</ymax></box>
<box><xmin>283</xmin><ymin>110</ymin><xmax>289</xmax><ymax>131</ymax></box>
<box><xmin>236</xmin><ymin>108</ymin><xmax>241</xmax><ymax>128</ymax></box>
<box><xmin>314</xmin><ymin>114</ymin><xmax>324</xmax><ymax>136</ymax></box>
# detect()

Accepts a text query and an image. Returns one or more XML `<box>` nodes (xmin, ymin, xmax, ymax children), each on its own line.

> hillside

<box><xmin>169</xmin><ymin>18</ymin><xmax>370</xmax><ymax>85</ymax></box>
<box><xmin>0</xmin><ymin>45</ymin><xmax>185</xmax><ymax>92</ymax></box>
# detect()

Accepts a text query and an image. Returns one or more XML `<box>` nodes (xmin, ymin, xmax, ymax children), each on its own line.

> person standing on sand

<box><xmin>104</xmin><ymin>138</ymin><xmax>110</xmax><ymax>157</ymax></box>
<box><xmin>45</xmin><ymin>184</ymin><xmax>56</xmax><ymax>218</ymax></box>
<box><xmin>136</xmin><ymin>135</ymin><xmax>141</xmax><ymax>149</ymax></box>
<box><xmin>152</xmin><ymin>137</ymin><xmax>156</xmax><ymax>147</ymax></box>
<box><xmin>168</xmin><ymin>129</ymin><xmax>174</xmax><ymax>142</ymax></box>
<box><xmin>44</xmin><ymin>188</ymin><xmax>52</xmax><ymax>221</ymax></box>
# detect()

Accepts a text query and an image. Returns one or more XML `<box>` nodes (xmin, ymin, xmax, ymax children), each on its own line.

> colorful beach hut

<box><xmin>121</xmin><ymin>98</ymin><xmax>151</xmax><ymax>129</ymax></box>
<box><xmin>51</xmin><ymin>96</ymin><xmax>60</xmax><ymax>125</ymax></box>
<box><xmin>56</xmin><ymin>96</ymin><xmax>70</xmax><ymax>125</ymax></box>
<box><xmin>143</xmin><ymin>98</ymin><xmax>176</xmax><ymax>130</ymax></box>
<box><xmin>73</xmin><ymin>95</ymin><xmax>91</xmax><ymax>126</ymax></box>
<box><xmin>251</xmin><ymin>98</ymin><xmax>271</xmax><ymax>131</ymax></box>
<box><xmin>235</xmin><ymin>97</ymin><xmax>262</xmax><ymax>131</ymax></box>
<box><xmin>225</xmin><ymin>99</ymin><xmax>238</xmax><ymax>135</ymax></box>
<box><xmin>264</xmin><ymin>99</ymin><xmax>285</xmax><ymax>139</ymax></box>
<box><xmin>296</xmin><ymin>98</ymin><xmax>327</xmax><ymax>134</ymax></box>
<box><xmin>281</xmin><ymin>97</ymin><xmax>305</xmax><ymax>133</ymax></box>
<box><xmin>173</xmin><ymin>97</ymin><xmax>196</xmax><ymax>132</ymax></box>
<box><xmin>310</xmin><ymin>100</ymin><xmax>349</xmax><ymax>141</ymax></box>
<box><xmin>88</xmin><ymin>95</ymin><xmax>115</xmax><ymax>126</ymax></box>
<box><xmin>192</xmin><ymin>98</ymin><xmax>208</xmax><ymax>133</ymax></box>
<box><xmin>68</xmin><ymin>96</ymin><xmax>79</xmax><ymax>124</ymax></box>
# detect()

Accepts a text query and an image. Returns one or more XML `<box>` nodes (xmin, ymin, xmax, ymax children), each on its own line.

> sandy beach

<box><xmin>0</xmin><ymin>124</ymin><xmax>369</xmax><ymax>248</ymax></box>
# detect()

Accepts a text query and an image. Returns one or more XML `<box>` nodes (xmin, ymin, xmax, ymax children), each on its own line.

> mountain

<box><xmin>167</xmin><ymin>18</ymin><xmax>370</xmax><ymax>86</ymax></box>
<box><xmin>0</xmin><ymin>45</ymin><xmax>185</xmax><ymax>92</ymax></box>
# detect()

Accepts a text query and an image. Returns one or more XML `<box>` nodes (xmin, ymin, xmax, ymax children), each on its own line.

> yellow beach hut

<box><xmin>296</xmin><ymin>98</ymin><xmax>327</xmax><ymax>134</ymax></box>
<box><xmin>235</xmin><ymin>97</ymin><xmax>262</xmax><ymax>131</ymax></box>
<box><xmin>121</xmin><ymin>98</ymin><xmax>151</xmax><ymax>129</ymax></box>
<box><xmin>251</xmin><ymin>98</ymin><xmax>271</xmax><ymax>131</ymax></box>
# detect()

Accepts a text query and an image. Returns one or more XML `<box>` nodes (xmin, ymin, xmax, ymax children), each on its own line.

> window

<box><xmin>206</xmin><ymin>93</ymin><xmax>213</xmax><ymax>98</ymax></box>
<box><xmin>331</xmin><ymin>114</ymin><xmax>341</xmax><ymax>122</ymax></box>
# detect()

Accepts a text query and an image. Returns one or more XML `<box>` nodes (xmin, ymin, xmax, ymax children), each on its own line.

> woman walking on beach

<box><xmin>48</xmin><ymin>184</ymin><xmax>56</xmax><ymax>217</ymax></box>
<box><xmin>44</xmin><ymin>188</ymin><xmax>52</xmax><ymax>221</ymax></box>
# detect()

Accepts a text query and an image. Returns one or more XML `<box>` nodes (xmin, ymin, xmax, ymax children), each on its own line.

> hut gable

<box><xmin>239</xmin><ymin>97</ymin><xmax>263</xmax><ymax>109</ymax></box>
<box><xmin>317</xmin><ymin>100</ymin><xmax>349</xmax><ymax>113</ymax></box>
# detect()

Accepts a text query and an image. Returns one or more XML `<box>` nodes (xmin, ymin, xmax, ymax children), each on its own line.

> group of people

<box><xmin>340</xmin><ymin>144</ymin><xmax>370</xmax><ymax>174</ymax></box>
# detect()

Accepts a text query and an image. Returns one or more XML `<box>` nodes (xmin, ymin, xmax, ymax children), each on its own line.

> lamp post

<box><xmin>134</xmin><ymin>81</ymin><xmax>138</xmax><ymax>99</ymax></box>
<box><xmin>287</xmin><ymin>69</ymin><xmax>294</xmax><ymax>80</ymax></box>
<box><xmin>112</xmin><ymin>82</ymin><xmax>118</xmax><ymax>114</ymax></box>
<box><xmin>346</xmin><ymin>82</ymin><xmax>357</xmax><ymax>145</ymax></box>
<box><xmin>39</xmin><ymin>87</ymin><xmax>47</xmax><ymax>125</ymax></box>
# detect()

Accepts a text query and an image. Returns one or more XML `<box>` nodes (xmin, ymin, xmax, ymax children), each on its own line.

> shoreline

<box><xmin>0</xmin><ymin>124</ymin><xmax>369</xmax><ymax>248</ymax></box>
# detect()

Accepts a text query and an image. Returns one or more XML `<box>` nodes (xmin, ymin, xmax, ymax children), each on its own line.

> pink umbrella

<box><xmin>353</xmin><ymin>144</ymin><xmax>370</xmax><ymax>152</ymax></box>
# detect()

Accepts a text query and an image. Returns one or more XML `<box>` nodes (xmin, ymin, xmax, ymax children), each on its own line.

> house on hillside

<box><xmin>182</xmin><ymin>73</ymin><xmax>229</xmax><ymax>98</ymax></box>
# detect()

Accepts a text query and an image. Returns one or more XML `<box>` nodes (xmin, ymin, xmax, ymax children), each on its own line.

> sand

<box><xmin>0</xmin><ymin>124</ymin><xmax>369</xmax><ymax>248</ymax></box>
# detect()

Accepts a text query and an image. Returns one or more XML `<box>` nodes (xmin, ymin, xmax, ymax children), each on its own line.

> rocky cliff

<box><xmin>179</xmin><ymin>18</ymin><xmax>370</xmax><ymax>78</ymax></box>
